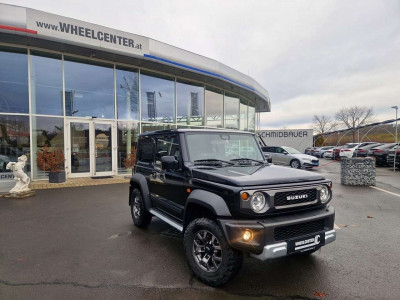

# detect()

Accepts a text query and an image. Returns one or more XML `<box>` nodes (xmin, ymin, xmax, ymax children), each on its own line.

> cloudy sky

<box><xmin>4</xmin><ymin>0</ymin><xmax>400</xmax><ymax>129</ymax></box>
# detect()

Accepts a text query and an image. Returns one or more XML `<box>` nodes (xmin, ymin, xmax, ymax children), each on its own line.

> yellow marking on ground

<box><xmin>370</xmin><ymin>186</ymin><xmax>400</xmax><ymax>198</ymax></box>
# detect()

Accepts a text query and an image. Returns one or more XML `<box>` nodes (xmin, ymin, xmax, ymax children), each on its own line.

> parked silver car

<box><xmin>261</xmin><ymin>146</ymin><xmax>319</xmax><ymax>169</ymax></box>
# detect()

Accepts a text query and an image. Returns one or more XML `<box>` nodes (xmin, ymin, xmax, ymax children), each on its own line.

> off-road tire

<box><xmin>130</xmin><ymin>188</ymin><xmax>152</xmax><ymax>228</ymax></box>
<box><xmin>183</xmin><ymin>218</ymin><xmax>243</xmax><ymax>287</ymax></box>
<box><xmin>290</xmin><ymin>159</ymin><xmax>301</xmax><ymax>169</ymax></box>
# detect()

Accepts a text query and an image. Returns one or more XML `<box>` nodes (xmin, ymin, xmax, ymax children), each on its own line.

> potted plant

<box><xmin>36</xmin><ymin>147</ymin><xmax>66</xmax><ymax>183</ymax></box>
<box><xmin>123</xmin><ymin>147</ymin><xmax>137</xmax><ymax>170</ymax></box>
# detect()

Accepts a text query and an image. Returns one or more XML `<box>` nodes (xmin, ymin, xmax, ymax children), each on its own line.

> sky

<box><xmin>3</xmin><ymin>0</ymin><xmax>400</xmax><ymax>130</ymax></box>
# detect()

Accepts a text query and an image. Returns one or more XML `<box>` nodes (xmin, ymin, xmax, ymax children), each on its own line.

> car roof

<box><xmin>139</xmin><ymin>129</ymin><xmax>255</xmax><ymax>136</ymax></box>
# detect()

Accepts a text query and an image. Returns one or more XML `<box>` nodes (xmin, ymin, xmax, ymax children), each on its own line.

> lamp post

<box><xmin>391</xmin><ymin>106</ymin><xmax>398</xmax><ymax>172</ymax></box>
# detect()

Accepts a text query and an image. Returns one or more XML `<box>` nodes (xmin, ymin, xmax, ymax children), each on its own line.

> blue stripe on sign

<box><xmin>143</xmin><ymin>54</ymin><xmax>256</xmax><ymax>92</ymax></box>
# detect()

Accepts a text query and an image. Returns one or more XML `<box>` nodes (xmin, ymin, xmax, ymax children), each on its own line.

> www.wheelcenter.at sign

<box><xmin>26</xmin><ymin>10</ymin><xmax>149</xmax><ymax>56</ymax></box>
<box><xmin>257</xmin><ymin>129</ymin><xmax>313</xmax><ymax>153</ymax></box>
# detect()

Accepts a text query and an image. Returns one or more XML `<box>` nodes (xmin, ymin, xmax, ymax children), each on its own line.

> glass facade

<box><xmin>0</xmin><ymin>45</ymin><xmax>258</xmax><ymax>182</ymax></box>
<box><xmin>205</xmin><ymin>87</ymin><xmax>223</xmax><ymax>128</ymax></box>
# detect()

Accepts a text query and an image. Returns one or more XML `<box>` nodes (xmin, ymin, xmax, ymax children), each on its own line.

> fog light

<box><xmin>243</xmin><ymin>230</ymin><xmax>253</xmax><ymax>242</ymax></box>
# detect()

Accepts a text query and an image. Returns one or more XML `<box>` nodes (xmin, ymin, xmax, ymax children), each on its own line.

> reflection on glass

<box><xmin>240</xmin><ymin>99</ymin><xmax>248</xmax><ymax>131</ymax></box>
<box><xmin>0</xmin><ymin>48</ymin><xmax>29</xmax><ymax>113</ymax></box>
<box><xmin>95</xmin><ymin>123</ymin><xmax>112</xmax><ymax>173</ymax></box>
<box><xmin>116</xmin><ymin>67</ymin><xmax>139</xmax><ymax>120</ymax></box>
<box><xmin>248</xmin><ymin>103</ymin><xmax>255</xmax><ymax>132</ymax></box>
<box><xmin>224</xmin><ymin>93</ymin><xmax>240</xmax><ymax>129</ymax></box>
<box><xmin>117</xmin><ymin>121</ymin><xmax>138</xmax><ymax>173</ymax></box>
<box><xmin>32</xmin><ymin>117</ymin><xmax>64</xmax><ymax>179</ymax></box>
<box><xmin>177</xmin><ymin>80</ymin><xmax>204</xmax><ymax>126</ymax></box>
<box><xmin>0</xmin><ymin>115</ymin><xmax>30</xmax><ymax>176</ymax></box>
<box><xmin>70</xmin><ymin>122</ymin><xmax>90</xmax><ymax>173</ymax></box>
<box><xmin>141</xmin><ymin>123</ymin><xmax>175</xmax><ymax>133</ymax></box>
<box><xmin>30</xmin><ymin>51</ymin><xmax>63</xmax><ymax>115</ymax></box>
<box><xmin>64</xmin><ymin>58</ymin><xmax>114</xmax><ymax>119</ymax></box>
<box><xmin>140</xmin><ymin>72</ymin><xmax>175</xmax><ymax>123</ymax></box>
<box><xmin>205</xmin><ymin>87</ymin><xmax>223</xmax><ymax>128</ymax></box>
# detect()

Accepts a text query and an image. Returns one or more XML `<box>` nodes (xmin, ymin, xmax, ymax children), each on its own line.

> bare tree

<box><xmin>313</xmin><ymin>115</ymin><xmax>337</xmax><ymax>135</ymax></box>
<box><xmin>335</xmin><ymin>106</ymin><xmax>375</xmax><ymax>142</ymax></box>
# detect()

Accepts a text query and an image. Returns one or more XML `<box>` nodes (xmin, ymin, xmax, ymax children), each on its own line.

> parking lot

<box><xmin>1</xmin><ymin>159</ymin><xmax>400</xmax><ymax>299</ymax></box>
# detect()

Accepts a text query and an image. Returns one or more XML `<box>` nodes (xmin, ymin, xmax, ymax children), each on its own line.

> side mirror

<box><xmin>161</xmin><ymin>156</ymin><xmax>179</xmax><ymax>170</ymax></box>
<box><xmin>283</xmin><ymin>151</ymin><xmax>288</xmax><ymax>155</ymax></box>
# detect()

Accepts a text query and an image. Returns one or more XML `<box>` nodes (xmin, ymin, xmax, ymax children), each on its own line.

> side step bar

<box><xmin>149</xmin><ymin>209</ymin><xmax>183</xmax><ymax>232</ymax></box>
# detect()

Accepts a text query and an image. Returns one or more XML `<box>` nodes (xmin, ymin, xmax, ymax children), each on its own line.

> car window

<box><xmin>155</xmin><ymin>135</ymin><xmax>181</xmax><ymax>167</ymax></box>
<box><xmin>137</xmin><ymin>137</ymin><xmax>155</xmax><ymax>164</ymax></box>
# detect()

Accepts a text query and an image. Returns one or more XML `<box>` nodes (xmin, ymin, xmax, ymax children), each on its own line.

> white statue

<box><xmin>6</xmin><ymin>155</ymin><xmax>31</xmax><ymax>194</ymax></box>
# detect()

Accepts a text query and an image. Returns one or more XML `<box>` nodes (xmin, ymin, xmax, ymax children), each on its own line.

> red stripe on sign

<box><xmin>0</xmin><ymin>25</ymin><xmax>37</xmax><ymax>34</ymax></box>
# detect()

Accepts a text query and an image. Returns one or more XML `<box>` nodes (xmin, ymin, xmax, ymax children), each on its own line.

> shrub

<box><xmin>36</xmin><ymin>147</ymin><xmax>65</xmax><ymax>173</ymax></box>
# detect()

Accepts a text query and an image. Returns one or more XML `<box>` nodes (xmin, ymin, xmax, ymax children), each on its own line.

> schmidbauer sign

<box><xmin>257</xmin><ymin>129</ymin><xmax>313</xmax><ymax>153</ymax></box>
<box><xmin>26</xmin><ymin>10</ymin><xmax>149</xmax><ymax>57</ymax></box>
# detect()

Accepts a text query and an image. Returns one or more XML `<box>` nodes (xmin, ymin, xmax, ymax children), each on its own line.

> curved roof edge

<box><xmin>0</xmin><ymin>3</ymin><xmax>271</xmax><ymax>112</ymax></box>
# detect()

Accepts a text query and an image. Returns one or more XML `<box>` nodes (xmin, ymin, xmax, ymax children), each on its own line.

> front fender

<box><xmin>129</xmin><ymin>173</ymin><xmax>151</xmax><ymax>211</ymax></box>
<box><xmin>184</xmin><ymin>189</ymin><xmax>231</xmax><ymax>217</ymax></box>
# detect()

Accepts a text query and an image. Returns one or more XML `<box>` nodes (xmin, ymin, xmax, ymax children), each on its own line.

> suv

<box><xmin>129</xmin><ymin>129</ymin><xmax>336</xmax><ymax>286</ymax></box>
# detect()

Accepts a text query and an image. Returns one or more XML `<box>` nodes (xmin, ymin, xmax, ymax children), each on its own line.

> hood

<box><xmin>292</xmin><ymin>154</ymin><xmax>318</xmax><ymax>160</ymax></box>
<box><xmin>191</xmin><ymin>164</ymin><xmax>324</xmax><ymax>187</ymax></box>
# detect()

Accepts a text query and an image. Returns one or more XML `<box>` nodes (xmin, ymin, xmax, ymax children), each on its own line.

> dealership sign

<box><xmin>257</xmin><ymin>129</ymin><xmax>313</xmax><ymax>153</ymax></box>
<box><xmin>24</xmin><ymin>10</ymin><xmax>149</xmax><ymax>56</ymax></box>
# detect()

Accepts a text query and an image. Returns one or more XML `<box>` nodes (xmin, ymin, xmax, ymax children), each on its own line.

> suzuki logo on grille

<box><xmin>287</xmin><ymin>194</ymin><xmax>308</xmax><ymax>201</ymax></box>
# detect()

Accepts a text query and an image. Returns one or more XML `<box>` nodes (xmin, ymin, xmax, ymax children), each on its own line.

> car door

<box><xmin>274</xmin><ymin>147</ymin><xmax>288</xmax><ymax>165</ymax></box>
<box><xmin>149</xmin><ymin>134</ymin><xmax>186</xmax><ymax>220</ymax></box>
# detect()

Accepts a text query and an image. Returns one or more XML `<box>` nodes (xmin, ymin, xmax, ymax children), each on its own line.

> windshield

<box><xmin>282</xmin><ymin>146</ymin><xmax>301</xmax><ymax>154</ymax></box>
<box><xmin>186</xmin><ymin>132</ymin><xmax>264</xmax><ymax>162</ymax></box>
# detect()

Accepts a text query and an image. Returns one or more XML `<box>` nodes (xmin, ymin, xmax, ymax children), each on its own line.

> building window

<box><xmin>141</xmin><ymin>123</ymin><xmax>175</xmax><ymax>133</ymax></box>
<box><xmin>177</xmin><ymin>80</ymin><xmax>204</xmax><ymax>126</ymax></box>
<box><xmin>0</xmin><ymin>115</ymin><xmax>30</xmax><ymax>180</ymax></box>
<box><xmin>32</xmin><ymin>117</ymin><xmax>64</xmax><ymax>179</ymax></box>
<box><xmin>64</xmin><ymin>57</ymin><xmax>114</xmax><ymax>119</ymax></box>
<box><xmin>248</xmin><ymin>103</ymin><xmax>255</xmax><ymax>132</ymax></box>
<box><xmin>239</xmin><ymin>99</ymin><xmax>248</xmax><ymax>131</ymax></box>
<box><xmin>116</xmin><ymin>66</ymin><xmax>139</xmax><ymax>120</ymax></box>
<box><xmin>224</xmin><ymin>92</ymin><xmax>240</xmax><ymax>129</ymax></box>
<box><xmin>205</xmin><ymin>87</ymin><xmax>223</xmax><ymax>128</ymax></box>
<box><xmin>30</xmin><ymin>51</ymin><xmax>63</xmax><ymax>116</ymax></box>
<box><xmin>117</xmin><ymin>121</ymin><xmax>138</xmax><ymax>173</ymax></box>
<box><xmin>140</xmin><ymin>72</ymin><xmax>175</xmax><ymax>123</ymax></box>
<box><xmin>0</xmin><ymin>47</ymin><xmax>28</xmax><ymax>114</ymax></box>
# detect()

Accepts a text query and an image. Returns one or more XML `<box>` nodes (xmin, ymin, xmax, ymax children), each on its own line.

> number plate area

<box><xmin>287</xmin><ymin>233</ymin><xmax>325</xmax><ymax>253</ymax></box>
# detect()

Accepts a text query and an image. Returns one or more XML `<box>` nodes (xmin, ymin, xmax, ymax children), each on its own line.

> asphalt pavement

<box><xmin>1</xmin><ymin>159</ymin><xmax>400</xmax><ymax>299</ymax></box>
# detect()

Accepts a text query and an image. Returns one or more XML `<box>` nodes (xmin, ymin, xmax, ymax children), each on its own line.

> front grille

<box><xmin>274</xmin><ymin>189</ymin><xmax>317</xmax><ymax>207</ymax></box>
<box><xmin>274</xmin><ymin>218</ymin><xmax>326</xmax><ymax>241</ymax></box>
<box><xmin>312</xmin><ymin>160</ymin><xmax>318</xmax><ymax>163</ymax></box>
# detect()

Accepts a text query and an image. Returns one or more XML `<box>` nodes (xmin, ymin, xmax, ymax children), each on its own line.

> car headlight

<box><xmin>319</xmin><ymin>185</ymin><xmax>331</xmax><ymax>203</ymax></box>
<box><xmin>250</xmin><ymin>192</ymin><xmax>266</xmax><ymax>212</ymax></box>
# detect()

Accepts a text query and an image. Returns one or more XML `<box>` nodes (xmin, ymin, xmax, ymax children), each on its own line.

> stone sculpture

<box><xmin>6</xmin><ymin>155</ymin><xmax>31</xmax><ymax>194</ymax></box>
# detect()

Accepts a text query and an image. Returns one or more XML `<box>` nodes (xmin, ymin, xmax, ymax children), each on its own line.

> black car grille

<box><xmin>274</xmin><ymin>218</ymin><xmax>326</xmax><ymax>241</ymax></box>
<box><xmin>274</xmin><ymin>189</ymin><xmax>317</xmax><ymax>207</ymax></box>
<box><xmin>312</xmin><ymin>159</ymin><xmax>318</xmax><ymax>163</ymax></box>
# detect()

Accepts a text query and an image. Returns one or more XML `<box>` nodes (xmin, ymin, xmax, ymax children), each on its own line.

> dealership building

<box><xmin>0</xmin><ymin>3</ymin><xmax>270</xmax><ymax>183</ymax></box>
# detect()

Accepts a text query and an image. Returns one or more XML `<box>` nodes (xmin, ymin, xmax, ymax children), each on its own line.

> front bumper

<box><xmin>218</xmin><ymin>206</ymin><xmax>335</xmax><ymax>257</ymax></box>
<box><xmin>250</xmin><ymin>229</ymin><xmax>336</xmax><ymax>261</ymax></box>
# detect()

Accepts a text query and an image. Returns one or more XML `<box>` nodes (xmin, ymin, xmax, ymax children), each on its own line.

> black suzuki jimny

<box><xmin>129</xmin><ymin>129</ymin><xmax>336</xmax><ymax>286</ymax></box>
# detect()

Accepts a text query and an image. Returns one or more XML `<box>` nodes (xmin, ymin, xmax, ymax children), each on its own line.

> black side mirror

<box><xmin>161</xmin><ymin>156</ymin><xmax>179</xmax><ymax>170</ymax></box>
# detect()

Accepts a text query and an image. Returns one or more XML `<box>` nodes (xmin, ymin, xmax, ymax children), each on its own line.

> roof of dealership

<box><xmin>0</xmin><ymin>3</ymin><xmax>271</xmax><ymax>113</ymax></box>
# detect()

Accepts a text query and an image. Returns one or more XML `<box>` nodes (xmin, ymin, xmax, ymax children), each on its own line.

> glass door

<box><xmin>67</xmin><ymin>119</ymin><xmax>116</xmax><ymax>178</ymax></box>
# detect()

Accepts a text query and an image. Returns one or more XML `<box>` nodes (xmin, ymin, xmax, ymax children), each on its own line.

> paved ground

<box><xmin>1</xmin><ymin>159</ymin><xmax>400</xmax><ymax>299</ymax></box>
<box><xmin>29</xmin><ymin>176</ymin><xmax>130</xmax><ymax>190</ymax></box>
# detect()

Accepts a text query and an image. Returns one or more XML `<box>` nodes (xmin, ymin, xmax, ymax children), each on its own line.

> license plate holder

<box><xmin>287</xmin><ymin>233</ymin><xmax>325</xmax><ymax>254</ymax></box>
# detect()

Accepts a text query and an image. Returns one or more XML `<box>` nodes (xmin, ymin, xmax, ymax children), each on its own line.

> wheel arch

<box><xmin>129</xmin><ymin>173</ymin><xmax>151</xmax><ymax>211</ymax></box>
<box><xmin>184</xmin><ymin>189</ymin><xmax>231</xmax><ymax>229</ymax></box>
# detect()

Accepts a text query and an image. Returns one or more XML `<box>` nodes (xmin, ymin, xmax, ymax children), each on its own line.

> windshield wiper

<box><xmin>230</xmin><ymin>158</ymin><xmax>265</xmax><ymax>165</ymax></box>
<box><xmin>193</xmin><ymin>159</ymin><xmax>235</xmax><ymax>166</ymax></box>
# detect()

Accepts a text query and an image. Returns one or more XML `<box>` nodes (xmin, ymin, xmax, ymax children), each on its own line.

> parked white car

<box><xmin>339</xmin><ymin>142</ymin><xmax>378</xmax><ymax>158</ymax></box>
<box><xmin>261</xmin><ymin>146</ymin><xmax>319</xmax><ymax>169</ymax></box>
